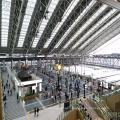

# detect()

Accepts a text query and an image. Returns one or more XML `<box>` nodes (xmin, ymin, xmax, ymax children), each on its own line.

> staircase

<box><xmin>82</xmin><ymin>99</ymin><xmax>102</xmax><ymax>120</ymax></box>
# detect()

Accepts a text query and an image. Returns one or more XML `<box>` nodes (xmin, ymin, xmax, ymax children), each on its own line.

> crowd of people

<box><xmin>1</xmin><ymin>72</ymin><xmax>17</xmax><ymax>108</ymax></box>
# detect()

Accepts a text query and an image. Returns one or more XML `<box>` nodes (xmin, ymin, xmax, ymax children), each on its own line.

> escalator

<box><xmin>88</xmin><ymin>96</ymin><xmax>114</xmax><ymax>120</ymax></box>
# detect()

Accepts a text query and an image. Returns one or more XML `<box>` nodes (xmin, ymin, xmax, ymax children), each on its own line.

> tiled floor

<box><xmin>1</xmin><ymin>67</ymin><xmax>96</xmax><ymax>120</ymax></box>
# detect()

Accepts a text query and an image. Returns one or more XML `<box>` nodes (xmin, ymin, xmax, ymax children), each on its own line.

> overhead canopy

<box><xmin>0</xmin><ymin>0</ymin><xmax>120</xmax><ymax>56</ymax></box>
<box><xmin>18</xmin><ymin>70</ymin><xmax>32</xmax><ymax>82</ymax></box>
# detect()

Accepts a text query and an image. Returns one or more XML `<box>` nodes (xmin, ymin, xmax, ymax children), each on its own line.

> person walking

<box><xmin>59</xmin><ymin>99</ymin><xmax>61</xmax><ymax>107</ymax></box>
<box><xmin>17</xmin><ymin>93</ymin><xmax>19</xmax><ymax>100</ymax></box>
<box><xmin>10</xmin><ymin>89</ymin><xmax>12</xmax><ymax>96</ymax></box>
<box><xmin>7</xmin><ymin>90</ymin><xmax>9</xmax><ymax>96</ymax></box>
<box><xmin>4</xmin><ymin>85</ymin><xmax>5</xmax><ymax>91</ymax></box>
<box><xmin>9</xmin><ymin>84</ymin><xmax>10</xmax><ymax>89</ymax></box>
<box><xmin>4</xmin><ymin>101</ymin><xmax>6</xmax><ymax>108</ymax></box>
<box><xmin>55</xmin><ymin>95</ymin><xmax>56</xmax><ymax>102</ymax></box>
<box><xmin>37</xmin><ymin>107</ymin><xmax>39</xmax><ymax>116</ymax></box>
<box><xmin>34</xmin><ymin>107</ymin><xmax>36</xmax><ymax>117</ymax></box>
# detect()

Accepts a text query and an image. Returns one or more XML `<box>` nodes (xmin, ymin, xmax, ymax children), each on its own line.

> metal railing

<box><xmin>56</xmin><ymin>101</ymin><xmax>86</xmax><ymax>120</ymax></box>
<box><xmin>88</xmin><ymin>95</ymin><xmax>115</xmax><ymax>120</ymax></box>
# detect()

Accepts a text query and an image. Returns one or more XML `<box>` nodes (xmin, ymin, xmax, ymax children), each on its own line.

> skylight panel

<box><xmin>79</xmin><ymin>13</ymin><xmax>120</xmax><ymax>51</ymax></box>
<box><xmin>17</xmin><ymin>0</ymin><xmax>37</xmax><ymax>47</ymax></box>
<box><xmin>1</xmin><ymin>0</ymin><xmax>11</xmax><ymax>47</ymax></box>
<box><xmin>64</xmin><ymin>4</ymin><xmax>108</xmax><ymax>50</ymax></box>
<box><xmin>54</xmin><ymin>0</ymin><xmax>96</xmax><ymax>49</ymax></box>
<box><xmin>32</xmin><ymin>0</ymin><xmax>60</xmax><ymax>48</ymax></box>
<box><xmin>71</xmin><ymin>8</ymin><xmax>117</xmax><ymax>51</ymax></box>
<box><xmin>43</xmin><ymin>0</ymin><xmax>79</xmax><ymax>48</ymax></box>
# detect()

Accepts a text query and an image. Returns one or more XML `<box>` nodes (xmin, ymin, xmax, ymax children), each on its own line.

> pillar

<box><xmin>18</xmin><ymin>60</ymin><xmax>21</xmax><ymax>70</ymax></box>
<box><xmin>33</xmin><ymin>59</ymin><xmax>35</xmax><ymax>68</ymax></box>
<box><xmin>11</xmin><ymin>60</ymin><xmax>13</xmax><ymax>70</ymax></box>
<box><xmin>3</xmin><ymin>60</ymin><xmax>5</xmax><ymax>71</ymax></box>
<box><xmin>37</xmin><ymin>59</ymin><xmax>41</xmax><ymax>68</ymax></box>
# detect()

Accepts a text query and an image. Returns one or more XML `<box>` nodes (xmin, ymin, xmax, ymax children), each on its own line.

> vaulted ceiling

<box><xmin>0</xmin><ymin>0</ymin><xmax>120</xmax><ymax>57</ymax></box>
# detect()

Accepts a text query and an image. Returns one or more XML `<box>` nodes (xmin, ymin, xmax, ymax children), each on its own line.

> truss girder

<box><xmin>35</xmin><ymin>0</ymin><xmax>72</xmax><ymax>55</ymax></box>
<box><xmin>57</xmin><ymin>56</ymin><xmax>120</xmax><ymax>69</ymax></box>
<box><xmin>22</xmin><ymin>0</ymin><xmax>51</xmax><ymax>55</ymax></box>
<box><xmin>8</xmin><ymin>0</ymin><xmax>27</xmax><ymax>55</ymax></box>
<box><xmin>62</xmin><ymin>3</ymin><xmax>111</xmax><ymax>54</ymax></box>
<box><xmin>45</xmin><ymin>0</ymin><xmax>94</xmax><ymax>54</ymax></box>
<box><xmin>71</xmin><ymin>11</ymin><xmax>119</xmax><ymax>54</ymax></box>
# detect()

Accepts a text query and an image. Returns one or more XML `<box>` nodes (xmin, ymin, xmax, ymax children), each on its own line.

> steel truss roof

<box><xmin>0</xmin><ymin>0</ymin><xmax>120</xmax><ymax>57</ymax></box>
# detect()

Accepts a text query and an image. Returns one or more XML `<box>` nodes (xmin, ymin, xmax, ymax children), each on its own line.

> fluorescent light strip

<box><xmin>54</xmin><ymin>0</ymin><xmax>96</xmax><ymax>49</ymax></box>
<box><xmin>79</xmin><ymin>13</ymin><xmax>120</xmax><ymax>51</ymax></box>
<box><xmin>43</xmin><ymin>0</ymin><xmax>79</xmax><ymax>48</ymax></box>
<box><xmin>32</xmin><ymin>0</ymin><xmax>60</xmax><ymax>48</ymax></box>
<box><xmin>17</xmin><ymin>0</ymin><xmax>37</xmax><ymax>47</ymax></box>
<box><xmin>1</xmin><ymin>0</ymin><xmax>11</xmax><ymax>47</ymax></box>
<box><xmin>70</xmin><ymin>4</ymin><xmax>108</xmax><ymax>50</ymax></box>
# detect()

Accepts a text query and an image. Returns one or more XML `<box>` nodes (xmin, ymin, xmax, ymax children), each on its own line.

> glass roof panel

<box><xmin>64</xmin><ymin>4</ymin><xmax>108</xmax><ymax>50</ymax></box>
<box><xmin>78</xmin><ymin>13</ymin><xmax>120</xmax><ymax>51</ymax></box>
<box><xmin>54</xmin><ymin>0</ymin><xmax>97</xmax><ymax>49</ymax></box>
<box><xmin>32</xmin><ymin>0</ymin><xmax>60</xmax><ymax>48</ymax></box>
<box><xmin>71</xmin><ymin>8</ymin><xmax>117</xmax><ymax>50</ymax></box>
<box><xmin>1</xmin><ymin>0</ymin><xmax>11</xmax><ymax>47</ymax></box>
<box><xmin>43</xmin><ymin>0</ymin><xmax>79</xmax><ymax>48</ymax></box>
<box><xmin>17</xmin><ymin>0</ymin><xmax>37</xmax><ymax>47</ymax></box>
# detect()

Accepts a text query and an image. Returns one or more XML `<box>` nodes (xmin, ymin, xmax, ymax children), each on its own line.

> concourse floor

<box><xmin>21</xmin><ymin>68</ymin><xmax>95</xmax><ymax>114</ymax></box>
<box><xmin>2</xmin><ymin>67</ymin><xmax>97</xmax><ymax>120</ymax></box>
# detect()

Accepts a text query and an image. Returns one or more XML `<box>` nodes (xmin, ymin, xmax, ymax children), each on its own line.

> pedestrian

<box><xmin>4</xmin><ymin>101</ymin><xmax>6</xmax><ymax>108</ymax></box>
<box><xmin>7</xmin><ymin>90</ymin><xmax>9</xmax><ymax>96</ymax></box>
<box><xmin>59</xmin><ymin>99</ymin><xmax>61</xmax><ymax>107</ymax></box>
<box><xmin>10</xmin><ymin>89</ymin><xmax>12</xmax><ymax>96</ymax></box>
<box><xmin>34</xmin><ymin>107</ymin><xmax>36</xmax><ymax>117</ymax></box>
<box><xmin>37</xmin><ymin>107</ymin><xmax>39</xmax><ymax>116</ymax></box>
<box><xmin>44</xmin><ymin>91</ymin><xmax>45</xmax><ymax>98</ymax></box>
<box><xmin>9</xmin><ymin>84</ymin><xmax>10</xmax><ymax>89</ymax></box>
<box><xmin>4</xmin><ymin>85</ymin><xmax>5</xmax><ymax>91</ymax></box>
<box><xmin>17</xmin><ymin>93</ymin><xmax>19</xmax><ymax>100</ymax></box>
<box><xmin>55</xmin><ymin>95</ymin><xmax>56</xmax><ymax>102</ymax></box>
<box><xmin>6</xmin><ymin>83</ymin><xmax>7</xmax><ymax>88</ymax></box>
